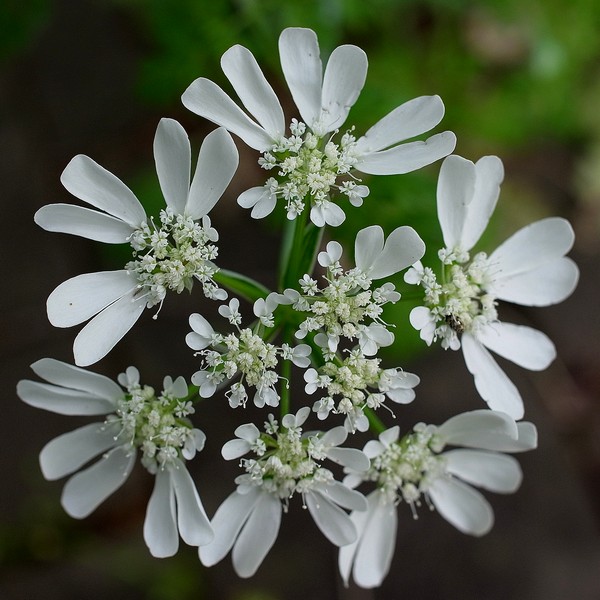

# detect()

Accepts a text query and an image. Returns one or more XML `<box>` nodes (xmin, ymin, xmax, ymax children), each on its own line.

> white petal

<box><xmin>17</xmin><ymin>380</ymin><xmax>116</xmax><ymax>416</ymax></box>
<box><xmin>39</xmin><ymin>422</ymin><xmax>120</xmax><ymax>480</ymax></box>
<box><xmin>338</xmin><ymin>503</ymin><xmax>369</xmax><ymax>587</ymax></box>
<box><xmin>355</xmin><ymin>131</ymin><xmax>456</xmax><ymax>175</ymax></box>
<box><xmin>221</xmin><ymin>45</ymin><xmax>285</xmax><ymax>139</ymax></box>
<box><xmin>319</xmin><ymin>426</ymin><xmax>347</xmax><ymax>447</ymax></box>
<box><xmin>477</xmin><ymin>322</ymin><xmax>556</xmax><ymax>370</ymax></box>
<box><xmin>60</xmin><ymin>155</ymin><xmax>146</xmax><ymax>227</ymax></box>
<box><xmin>369</xmin><ymin>226</ymin><xmax>425</xmax><ymax>279</ymax></box>
<box><xmin>489</xmin><ymin>217</ymin><xmax>575</xmax><ymax>278</ymax></box>
<box><xmin>34</xmin><ymin>204</ymin><xmax>135</xmax><ymax>243</ymax></box>
<box><xmin>234</xmin><ymin>423</ymin><xmax>261</xmax><ymax>442</ymax></box>
<box><xmin>460</xmin><ymin>155</ymin><xmax>504</xmax><ymax>250</ymax></box>
<box><xmin>461</xmin><ymin>333</ymin><xmax>524</xmax><ymax>419</ymax></box>
<box><xmin>199</xmin><ymin>488</ymin><xmax>261</xmax><ymax>567</ymax></box>
<box><xmin>170</xmin><ymin>462</ymin><xmax>213</xmax><ymax>546</ymax></box>
<box><xmin>187</xmin><ymin>127</ymin><xmax>239</xmax><ymax>219</ymax></box>
<box><xmin>181</xmin><ymin>78</ymin><xmax>274</xmax><ymax>151</ymax></box>
<box><xmin>237</xmin><ymin>186</ymin><xmax>277</xmax><ymax>219</ymax></box>
<box><xmin>444</xmin><ymin>449</ymin><xmax>522</xmax><ymax>493</ymax></box>
<box><xmin>327</xmin><ymin>448</ymin><xmax>370</xmax><ymax>471</ymax></box>
<box><xmin>437</xmin><ymin>409</ymin><xmax>518</xmax><ymax>449</ymax></box>
<box><xmin>319</xmin><ymin>44</ymin><xmax>367</xmax><ymax>132</ymax></box>
<box><xmin>352</xmin><ymin>492</ymin><xmax>397</xmax><ymax>589</ymax></box>
<box><xmin>144</xmin><ymin>468</ymin><xmax>178</xmax><ymax>557</ymax></box>
<box><xmin>72</xmin><ymin>291</ymin><xmax>146</xmax><ymax>366</ymax></box>
<box><xmin>428</xmin><ymin>477</ymin><xmax>493</xmax><ymax>536</ymax></box>
<box><xmin>321</xmin><ymin>202</ymin><xmax>346</xmax><ymax>227</ymax></box>
<box><xmin>386</xmin><ymin>388</ymin><xmax>416</xmax><ymax>404</ymax></box>
<box><xmin>232</xmin><ymin>491</ymin><xmax>281</xmax><ymax>578</ymax></box>
<box><xmin>354</xmin><ymin>225</ymin><xmax>384</xmax><ymax>273</ymax></box>
<box><xmin>490</xmin><ymin>257</ymin><xmax>579</xmax><ymax>306</ymax></box>
<box><xmin>278</xmin><ymin>27</ymin><xmax>322</xmax><ymax>129</ymax></box>
<box><xmin>221</xmin><ymin>439</ymin><xmax>251</xmax><ymax>460</ymax></box>
<box><xmin>153</xmin><ymin>118</ymin><xmax>191</xmax><ymax>215</ymax></box>
<box><xmin>316</xmin><ymin>481</ymin><xmax>367</xmax><ymax>511</ymax></box>
<box><xmin>30</xmin><ymin>358</ymin><xmax>123</xmax><ymax>401</ymax></box>
<box><xmin>354</xmin><ymin>95</ymin><xmax>445</xmax><ymax>153</ymax></box>
<box><xmin>306</xmin><ymin>490</ymin><xmax>356</xmax><ymax>547</ymax></box>
<box><xmin>437</xmin><ymin>154</ymin><xmax>476</xmax><ymax>250</ymax></box>
<box><xmin>61</xmin><ymin>445</ymin><xmax>135</xmax><ymax>518</ymax></box>
<box><xmin>47</xmin><ymin>270</ymin><xmax>138</xmax><ymax>328</ymax></box>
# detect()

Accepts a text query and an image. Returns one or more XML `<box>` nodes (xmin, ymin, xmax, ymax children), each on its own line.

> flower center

<box><xmin>109</xmin><ymin>377</ymin><xmax>197</xmax><ymax>473</ymax></box>
<box><xmin>258</xmin><ymin>119</ymin><xmax>366</xmax><ymax>218</ymax></box>
<box><xmin>420</xmin><ymin>249</ymin><xmax>498</xmax><ymax>348</ymax></box>
<box><xmin>368</xmin><ymin>424</ymin><xmax>445</xmax><ymax>514</ymax></box>
<box><xmin>126</xmin><ymin>208</ymin><xmax>223</xmax><ymax>308</ymax></box>
<box><xmin>237</xmin><ymin>419</ymin><xmax>332</xmax><ymax>503</ymax></box>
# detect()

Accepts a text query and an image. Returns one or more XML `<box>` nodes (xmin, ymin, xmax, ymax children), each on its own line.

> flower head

<box><xmin>35</xmin><ymin>119</ymin><xmax>238</xmax><ymax>365</ymax></box>
<box><xmin>405</xmin><ymin>154</ymin><xmax>579</xmax><ymax>418</ymax></box>
<box><xmin>339</xmin><ymin>410</ymin><xmax>537</xmax><ymax>588</ymax></box>
<box><xmin>199</xmin><ymin>408</ymin><xmax>369</xmax><ymax>577</ymax></box>
<box><xmin>17</xmin><ymin>359</ymin><xmax>212</xmax><ymax>557</ymax></box>
<box><xmin>182</xmin><ymin>27</ymin><xmax>456</xmax><ymax>226</ymax></box>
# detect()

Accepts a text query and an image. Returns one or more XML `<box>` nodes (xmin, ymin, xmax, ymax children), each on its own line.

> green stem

<box><xmin>364</xmin><ymin>407</ymin><xmax>387</xmax><ymax>434</ymax></box>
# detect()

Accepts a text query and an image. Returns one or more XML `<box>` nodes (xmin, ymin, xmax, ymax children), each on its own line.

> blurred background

<box><xmin>2</xmin><ymin>0</ymin><xmax>600</xmax><ymax>598</ymax></box>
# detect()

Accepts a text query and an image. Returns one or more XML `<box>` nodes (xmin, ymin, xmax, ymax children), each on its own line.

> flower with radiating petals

<box><xmin>339</xmin><ymin>410</ymin><xmax>537</xmax><ymax>588</ymax></box>
<box><xmin>186</xmin><ymin>299</ymin><xmax>312</xmax><ymax>409</ymax></box>
<box><xmin>199</xmin><ymin>407</ymin><xmax>369</xmax><ymax>578</ymax></box>
<box><xmin>182</xmin><ymin>27</ymin><xmax>456</xmax><ymax>226</ymax></box>
<box><xmin>35</xmin><ymin>119</ymin><xmax>238</xmax><ymax>366</ymax></box>
<box><xmin>17</xmin><ymin>359</ymin><xmax>212</xmax><ymax>557</ymax></box>
<box><xmin>405</xmin><ymin>154</ymin><xmax>579</xmax><ymax>418</ymax></box>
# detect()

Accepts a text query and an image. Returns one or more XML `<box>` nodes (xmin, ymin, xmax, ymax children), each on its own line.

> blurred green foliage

<box><xmin>103</xmin><ymin>0</ymin><xmax>600</xmax><ymax>358</ymax></box>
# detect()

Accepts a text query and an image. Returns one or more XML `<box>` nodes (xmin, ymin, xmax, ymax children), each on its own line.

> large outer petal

<box><xmin>39</xmin><ymin>422</ymin><xmax>120</xmax><ymax>480</ymax></box>
<box><xmin>355</xmin><ymin>131</ymin><xmax>456</xmax><ymax>175</ymax></box>
<box><xmin>354</xmin><ymin>95</ymin><xmax>445</xmax><ymax>153</ymax></box>
<box><xmin>30</xmin><ymin>358</ymin><xmax>123</xmax><ymax>401</ymax></box>
<box><xmin>16</xmin><ymin>381</ymin><xmax>116</xmax><ymax>416</ymax></box>
<box><xmin>460</xmin><ymin>155</ymin><xmax>504</xmax><ymax>250</ymax></box>
<box><xmin>153</xmin><ymin>118</ymin><xmax>191</xmax><ymax>215</ymax></box>
<box><xmin>34</xmin><ymin>204</ymin><xmax>134</xmax><ymax>243</ymax></box>
<box><xmin>319</xmin><ymin>44</ymin><xmax>367</xmax><ymax>133</ymax></box>
<box><xmin>199</xmin><ymin>488</ymin><xmax>261</xmax><ymax>567</ymax></box>
<box><xmin>278</xmin><ymin>27</ymin><xmax>322</xmax><ymax>129</ymax></box>
<box><xmin>443</xmin><ymin>449</ymin><xmax>522</xmax><ymax>493</ymax></box>
<box><xmin>351</xmin><ymin>492</ymin><xmax>397</xmax><ymax>589</ymax></box>
<box><xmin>170</xmin><ymin>462</ymin><xmax>213</xmax><ymax>547</ymax></box>
<box><xmin>60</xmin><ymin>155</ymin><xmax>146</xmax><ymax>227</ymax></box>
<box><xmin>305</xmin><ymin>490</ymin><xmax>356</xmax><ymax>547</ymax></box>
<box><xmin>221</xmin><ymin>45</ymin><xmax>285</xmax><ymax>139</ymax></box>
<box><xmin>477</xmin><ymin>322</ymin><xmax>556</xmax><ymax>371</ymax></box>
<box><xmin>461</xmin><ymin>333</ymin><xmax>524</xmax><ymax>419</ymax></box>
<box><xmin>428</xmin><ymin>477</ymin><xmax>494</xmax><ymax>536</ymax></box>
<box><xmin>437</xmin><ymin>409</ymin><xmax>518</xmax><ymax>449</ymax></box>
<box><xmin>187</xmin><ymin>127</ymin><xmax>239</xmax><ymax>219</ymax></box>
<box><xmin>144</xmin><ymin>468</ymin><xmax>178</xmax><ymax>557</ymax></box>
<box><xmin>489</xmin><ymin>217</ymin><xmax>578</xmax><ymax>305</ymax></box>
<box><xmin>491</xmin><ymin>257</ymin><xmax>579</xmax><ymax>306</ymax></box>
<box><xmin>437</xmin><ymin>155</ymin><xmax>476</xmax><ymax>250</ymax></box>
<box><xmin>181</xmin><ymin>78</ymin><xmax>274</xmax><ymax>151</ymax></box>
<box><xmin>354</xmin><ymin>226</ymin><xmax>384</xmax><ymax>273</ymax></box>
<box><xmin>369</xmin><ymin>226</ymin><xmax>425</xmax><ymax>279</ymax></box>
<box><xmin>232</xmin><ymin>491</ymin><xmax>281</xmax><ymax>578</ymax></box>
<box><xmin>47</xmin><ymin>270</ymin><xmax>138</xmax><ymax>328</ymax></box>
<box><xmin>61</xmin><ymin>445</ymin><xmax>136</xmax><ymax>518</ymax></box>
<box><xmin>489</xmin><ymin>217</ymin><xmax>575</xmax><ymax>277</ymax></box>
<box><xmin>72</xmin><ymin>290</ymin><xmax>146</xmax><ymax>366</ymax></box>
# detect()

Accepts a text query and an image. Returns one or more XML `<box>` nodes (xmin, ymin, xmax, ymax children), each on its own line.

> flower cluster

<box><xmin>18</xmin><ymin>26</ymin><xmax>578</xmax><ymax>592</ymax></box>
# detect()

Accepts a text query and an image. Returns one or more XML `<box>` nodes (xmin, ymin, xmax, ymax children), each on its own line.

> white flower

<box><xmin>16</xmin><ymin>358</ymin><xmax>213</xmax><ymax>557</ymax></box>
<box><xmin>199</xmin><ymin>408</ymin><xmax>369</xmax><ymax>577</ymax></box>
<box><xmin>182</xmin><ymin>27</ymin><xmax>455</xmax><ymax>225</ymax></box>
<box><xmin>339</xmin><ymin>410</ymin><xmax>537</xmax><ymax>588</ymax></box>
<box><xmin>406</xmin><ymin>154</ymin><xmax>579</xmax><ymax>418</ymax></box>
<box><xmin>34</xmin><ymin>119</ymin><xmax>238</xmax><ymax>366</ymax></box>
